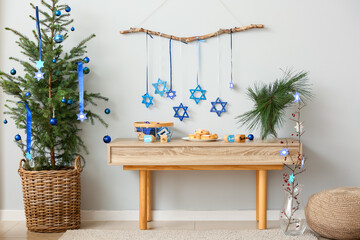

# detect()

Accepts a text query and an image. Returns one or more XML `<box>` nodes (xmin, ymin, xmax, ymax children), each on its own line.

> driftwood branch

<box><xmin>120</xmin><ymin>24</ymin><xmax>264</xmax><ymax>43</ymax></box>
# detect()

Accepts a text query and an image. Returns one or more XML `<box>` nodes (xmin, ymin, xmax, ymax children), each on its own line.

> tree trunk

<box><xmin>50</xmin><ymin>148</ymin><xmax>55</xmax><ymax>167</ymax></box>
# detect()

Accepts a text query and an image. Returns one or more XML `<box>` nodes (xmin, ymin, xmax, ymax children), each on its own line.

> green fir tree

<box><xmin>0</xmin><ymin>0</ymin><xmax>108</xmax><ymax>170</ymax></box>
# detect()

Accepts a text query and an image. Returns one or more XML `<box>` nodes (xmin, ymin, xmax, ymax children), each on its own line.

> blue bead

<box><xmin>248</xmin><ymin>134</ymin><xmax>254</xmax><ymax>141</ymax></box>
<box><xmin>55</xmin><ymin>10</ymin><xmax>61</xmax><ymax>16</ymax></box>
<box><xmin>83</xmin><ymin>67</ymin><xmax>90</xmax><ymax>74</ymax></box>
<box><xmin>50</xmin><ymin>118</ymin><xmax>58</xmax><ymax>125</ymax></box>
<box><xmin>54</xmin><ymin>34</ymin><xmax>63</xmax><ymax>43</ymax></box>
<box><xmin>65</xmin><ymin>6</ymin><xmax>71</xmax><ymax>12</ymax></box>
<box><xmin>71</xmin><ymin>27</ymin><xmax>75</xmax><ymax>31</ymax></box>
<box><xmin>103</xmin><ymin>135</ymin><xmax>111</xmax><ymax>143</ymax></box>
<box><xmin>61</xmin><ymin>98</ymin><xmax>66</xmax><ymax>103</ymax></box>
<box><xmin>52</xmin><ymin>59</ymin><xmax>57</xmax><ymax>63</ymax></box>
<box><xmin>83</xmin><ymin>57</ymin><xmax>90</xmax><ymax>63</ymax></box>
<box><xmin>104</xmin><ymin>108</ymin><xmax>110</xmax><ymax>114</ymax></box>
<box><xmin>15</xmin><ymin>134</ymin><xmax>21</xmax><ymax>141</ymax></box>
<box><xmin>3</xmin><ymin>119</ymin><xmax>8</xmax><ymax>124</ymax></box>
<box><xmin>67</xmin><ymin>99</ymin><xmax>73</xmax><ymax>105</ymax></box>
<box><xmin>10</xmin><ymin>68</ymin><xmax>16</xmax><ymax>75</ymax></box>
<box><xmin>25</xmin><ymin>92</ymin><xmax>31</xmax><ymax>97</ymax></box>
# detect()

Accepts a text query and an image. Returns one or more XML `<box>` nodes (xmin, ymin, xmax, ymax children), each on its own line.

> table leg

<box><xmin>256</xmin><ymin>170</ymin><xmax>259</xmax><ymax>222</ymax></box>
<box><xmin>139</xmin><ymin>170</ymin><xmax>147</xmax><ymax>230</ymax></box>
<box><xmin>146</xmin><ymin>170</ymin><xmax>152</xmax><ymax>222</ymax></box>
<box><xmin>258</xmin><ymin>170</ymin><xmax>267</xmax><ymax>230</ymax></box>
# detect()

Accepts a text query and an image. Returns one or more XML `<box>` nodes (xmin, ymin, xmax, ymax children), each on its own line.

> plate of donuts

<box><xmin>182</xmin><ymin>129</ymin><xmax>220</xmax><ymax>142</ymax></box>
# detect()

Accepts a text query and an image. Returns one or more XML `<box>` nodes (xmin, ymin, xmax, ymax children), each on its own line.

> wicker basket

<box><xmin>18</xmin><ymin>156</ymin><xmax>82</xmax><ymax>233</ymax></box>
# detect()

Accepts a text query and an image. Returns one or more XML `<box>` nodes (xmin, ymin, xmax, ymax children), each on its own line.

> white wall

<box><xmin>1</xmin><ymin>0</ymin><xmax>359</xmax><ymax>213</ymax></box>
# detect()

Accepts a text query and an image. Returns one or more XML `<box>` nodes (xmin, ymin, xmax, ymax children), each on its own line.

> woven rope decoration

<box><xmin>305</xmin><ymin>187</ymin><xmax>360</xmax><ymax>240</ymax></box>
<box><xmin>18</xmin><ymin>157</ymin><xmax>82</xmax><ymax>233</ymax></box>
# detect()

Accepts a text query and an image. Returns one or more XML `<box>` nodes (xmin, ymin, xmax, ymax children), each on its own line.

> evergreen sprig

<box><xmin>236</xmin><ymin>70</ymin><xmax>312</xmax><ymax>139</ymax></box>
<box><xmin>0</xmin><ymin>0</ymin><xmax>108</xmax><ymax>170</ymax></box>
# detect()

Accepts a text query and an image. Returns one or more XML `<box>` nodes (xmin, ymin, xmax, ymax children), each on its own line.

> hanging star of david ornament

<box><xmin>34</xmin><ymin>70</ymin><xmax>44</xmax><ymax>81</ymax></box>
<box><xmin>166</xmin><ymin>89</ymin><xmax>176</xmax><ymax>100</ymax></box>
<box><xmin>173</xmin><ymin>103</ymin><xmax>189</xmax><ymax>121</ymax></box>
<box><xmin>229</xmin><ymin>82</ymin><xmax>234</xmax><ymax>90</ymax></box>
<box><xmin>289</xmin><ymin>174</ymin><xmax>295</xmax><ymax>183</ymax></box>
<box><xmin>152</xmin><ymin>78</ymin><xmax>169</xmax><ymax>96</ymax></box>
<box><xmin>142</xmin><ymin>92</ymin><xmax>153</xmax><ymax>108</ymax></box>
<box><xmin>36</xmin><ymin>60</ymin><xmax>44</xmax><ymax>69</ymax></box>
<box><xmin>280</xmin><ymin>148</ymin><xmax>289</xmax><ymax>156</ymax></box>
<box><xmin>26</xmin><ymin>152</ymin><xmax>32</xmax><ymax>161</ymax></box>
<box><xmin>293</xmin><ymin>92</ymin><xmax>301</xmax><ymax>103</ymax></box>
<box><xmin>189</xmin><ymin>84</ymin><xmax>206</xmax><ymax>104</ymax></box>
<box><xmin>77</xmin><ymin>111</ymin><xmax>87</xmax><ymax>122</ymax></box>
<box><xmin>210</xmin><ymin>97</ymin><xmax>228</xmax><ymax>117</ymax></box>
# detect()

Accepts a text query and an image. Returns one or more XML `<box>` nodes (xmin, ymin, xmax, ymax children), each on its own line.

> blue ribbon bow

<box><xmin>77</xmin><ymin>62</ymin><xmax>87</xmax><ymax>122</ymax></box>
<box><xmin>18</xmin><ymin>102</ymin><xmax>32</xmax><ymax>160</ymax></box>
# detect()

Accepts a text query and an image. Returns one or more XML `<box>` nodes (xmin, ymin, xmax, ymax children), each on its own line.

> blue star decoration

<box><xmin>77</xmin><ymin>111</ymin><xmax>87</xmax><ymax>122</ymax></box>
<box><xmin>189</xmin><ymin>84</ymin><xmax>206</xmax><ymax>104</ymax></box>
<box><xmin>26</xmin><ymin>152</ymin><xmax>32</xmax><ymax>161</ymax></box>
<box><xmin>142</xmin><ymin>92</ymin><xmax>154</xmax><ymax>108</ymax></box>
<box><xmin>289</xmin><ymin>174</ymin><xmax>295</xmax><ymax>183</ymax></box>
<box><xmin>152</xmin><ymin>78</ymin><xmax>169</xmax><ymax>97</ymax></box>
<box><xmin>280</xmin><ymin>148</ymin><xmax>289</xmax><ymax>156</ymax></box>
<box><xmin>293</xmin><ymin>92</ymin><xmax>301</xmax><ymax>103</ymax></box>
<box><xmin>166</xmin><ymin>89</ymin><xmax>176</xmax><ymax>100</ymax></box>
<box><xmin>36</xmin><ymin>60</ymin><xmax>44</xmax><ymax>69</ymax></box>
<box><xmin>173</xmin><ymin>103</ymin><xmax>189</xmax><ymax>121</ymax></box>
<box><xmin>210</xmin><ymin>97</ymin><xmax>228</xmax><ymax>117</ymax></box>
<box><xmin>34</xmin><ymin>70</ymin><xmax>44</xmax><ymax>81</ymax></box>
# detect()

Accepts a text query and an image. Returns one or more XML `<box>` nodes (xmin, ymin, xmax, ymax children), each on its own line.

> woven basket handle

<box><xmin>18</xmin><ymin>159</ymin><xmax>26</xmax><ymax>174</ymax></box>
<box><xmin>75</xmin><ymin>156</ymin><xmax>82</xmax><ymax>173</ymax></box>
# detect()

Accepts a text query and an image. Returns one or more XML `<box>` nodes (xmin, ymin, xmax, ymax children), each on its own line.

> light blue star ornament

<box><xmin>77</xmin><ymin>111</ymin><xmax>87</xmax><ymax>122</ymax></box>
<box><xmin>152</xmin><ymin>78</ymin><xmax>169</xmax><ymax>96</ymax></box>
<box><xmin>26</xmin><ymin>152</ymin><xmax>32</xmax><ymax>161</ymax></box>
<box><xmin>36</xmin><ymin>60</ymin><xmax>44</xmax><ymax>69</ymax></box>
<box><xmin>142</xmin><ymin>92</ymin><xmax>154</xmax><ymax>108</ymax></box>
<box><xmin>166</xmin><ymin>89</ymin><xmax>176</xmax><ymax>100</ymax></box>
<box><xmin>280</xmin><ymin>148</ymin><xmax>289</xmax><ymax>156</ymax></box>
<box><xmin>289</xmin><ymin>174</ymin><xmax>295</xmax><ymax>183</ymax></box>
<box><xmin>173</xmin><ymin>103</ymin><xmax>189</xmax><ymax>121</ymax></box>
<box><xmin>34</xmin><ymin>70</ymin><xmax>44</xmax><ymax>81</ymax></box>
<box><xmin>293</xmin><ymin>92</ymin><xmax>301</xmax><ymax>103</ymax></box>
<box><xmin>189</xmin><ymin>84</ymin><xmax>206</xmax><ymax>104</ymax></box>
<box><xmin>210</xmin><ymin>97</ymin><xmax>228</xmax><ymax>117</ymax></box>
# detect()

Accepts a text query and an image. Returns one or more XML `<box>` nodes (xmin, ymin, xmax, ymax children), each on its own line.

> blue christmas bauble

<box><xmin>52</xmin><ymin>59</ymin><xmax>57</xmax><ymax>63</ymax></box>
<box><xmin>83</xmin><ymin>67</ymin><xmax>90</xmax><ymax>74</ymax></box>
<box><xmin>50</xmin><ymin>118</ymin><xmax>58</xmax><ymax>125</ymax></box>
<box><xmin>25</xmin><ymin>92</ymin><xmax>31</xmax><ymax>97</ymax></box>
<box><xmin>104</xmin><ymin>108</ymin><xmax>111</xmax><ymax>114</ymax></box>
<box><xmin>71</xmin><ymin>27</ymin><xmax>75</xmax><ymax>31</ymax></box>
<box><xmin>103</xmin><ymin>135</ymin><xmax>111</xmax><ymax>143</ymax></box>
<box><xmin>67</xmin><ymin>99</ymin><xmax>73</xmax><ymax>105</ymax></box>
<box><xmin>61</xmin><ymin>97</ymin><xmax>66</xmax><ymax>103</ymax></box>
<box><xmin>55</xmin><ymin>10</ymin><xmax>61</xmax><ymax>16</ymax></box>
<box><xmin>4</xmin><ymin>119</ymin><xmax>8</xmax><ymax>124</ymax></box>
<box><xmin>248</xmin><ymin>134</ymin><xmax>254</xmax><ymax>141</ymax></box>
<box><xmin>65</xmin><ymin>6</ymin><xmax>71</xmax><ymax>12</ymax></box>
<box><xmin>15</xmin><ymin>134</ymin><xmax>21</xmax><ymax>141</ymax></box>
<box><xmin>83</xmin><ymin>57</ymin><xmax>90</xmax><ymax>63</ymax></box>
<box><xmin>10</xmin><ymin>68</ymin><xmax>16</xmax><ymax>75</ymax></box>
<box><xmin>54</xmin><ymin>34</ymin><xmax>63</xmax><ymax>43</ymax></box>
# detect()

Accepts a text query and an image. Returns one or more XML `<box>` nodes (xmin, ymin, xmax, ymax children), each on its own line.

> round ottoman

<box><xmin>305</xmin><ymin>187</ymin><xmax>360</xmax><ymax>240</ymax></box>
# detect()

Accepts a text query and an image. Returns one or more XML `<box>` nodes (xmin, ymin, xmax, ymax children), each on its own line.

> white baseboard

<box><xmin>0</xmin><ymin>210</ymin><xmax>287</xmax><ymax>221</ymax></box>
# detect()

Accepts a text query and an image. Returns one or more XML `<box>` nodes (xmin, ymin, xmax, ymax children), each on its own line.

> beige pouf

<box><xmin>305</xmin><ymin>187</ymin><xmax>360</xmax><ymax>240</ymax></box>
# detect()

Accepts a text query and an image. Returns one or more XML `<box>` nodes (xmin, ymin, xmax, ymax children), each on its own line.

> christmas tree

<box><xmin>0</xmin><ymin>0</ymin><xmax>108</xmax><ymax>170</ymax></box>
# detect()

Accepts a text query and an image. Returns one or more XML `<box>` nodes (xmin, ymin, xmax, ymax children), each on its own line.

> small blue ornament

<box><xmin>210</xmin><ymin>97</ymin><xmax>227</xmax><ymax>117</ymax></box>
<box><xmin>166</xmin><ymin>89</ymin><xmax>176</xmax><ymax>100</ymax></box>
<box><xmin>15</xmin><ymin>134</ymin><xmax>21</xmax><ymax>141</ymax></box>
<box><xmin>52</xmin><ymin>59</ymin><xmax>57</xmax><ymax>63</ymax></box>
<box><xmin>103</xmin><ymin>135</ymin><xmax>111</xmax><ymax>143</ymax></box>
<box><xmin>34</xmin><ymin>69</ymin><xmax>44</xmax><ymax>81</ymax></box>
<box><xmin>190</xmin><ymin>84</ymin><xmax>206</xmax><ymax>104</ymax></box>
<box><xmin>293</xmin><ymin>92</ymin><xmax>301</xmax><ymax>103</ymax></box>
<box><xmin>152</xmin><ymin>78</ymin><xmax>169</xmax><ymax>96</ymax></box>
<box><xmin>65</xmin><ymin>6</ymin><xmax>71</xmax><ymax>12</ymax></box>
<box><xmin>71</xmin><ymin>27</ymin><xmax>75</xmax><ymax>31</ymax></box>
<box><xmin>142</xmin><ymin>92</ymin><xmax>153</xmax><ymax>108</ymax></box>
<box><xmin>83</xmin><ymin>57</ymin><xmax>90</xmax><ymax>63</ymax></box>
<box><xmin>77</xmin><ymin>111</ymin><xmax>87</xmax><ymax>122</ymax></box>
<box><xmin>83</xmin><ymin>67</ymin><xmax>90</xmax><ymax>74</ymax></box>
<box><xmin>10</xmin><ymin>68</ymin><xmax>16</xmax><ymax>75</ymax></box>
<box><xmin>105</xmin><ymin>108</ymin><xmax>111</xmax><ymax>114</ymax></box>
<box><xmin>173</xmin><ymin>103</ymin><xmax>189</xmax><ymax>121</ymax></box>
<box><xmin>248</xmin><ymin>134</ymin><xmax>254</xmax><ymax>141</ymax></box>
<box><xmin>61</xmin><ymin>97</ymin><xmax>66</xmax><ymax>103</ymax></box>
<box><xmin>289</xmin><ymin>174</ymin><xmax>295</xmax><ymax>183</ymax></box>
<box><xmin>55</xmin><ymin>10</ymin><xmax>61</xmax><ymax>16</ymax></box>
<box><xmin>54</xmin><ymin>34</ymin><xmax>63</xmax><ymax>43</ymax></box>
<box><xmin>35</xmin><ymin>60</ymin><xmax>44</xmax><ymax>69</ymax></box>
<box><xmin>50</xmin><ymin>118</ymin><xmax>57</xmax><ymax>125</ymax></box>
<box><xmin>25</xmin><ymin>92</ymin><xmax>31</xmax><ymax>97</ymax></box>
<box><xmin>280</xmin><ymin>148</ymin><xmax>289</xmax><ymax>156</ymax></box>
<box><xmin>67</xmin><ymin>99</ymin><xmax>73</xmax><ymax>105</ymax></box>
<box><xmin>4</xmin><ymin>119</ymin><xmax>8</xmax><ymax>124</ymax></box>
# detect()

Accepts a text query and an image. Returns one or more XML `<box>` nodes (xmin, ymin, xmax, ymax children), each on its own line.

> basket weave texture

<box><xmin>18</xmin><ymin>156</ymin><xmax>82</xmax><ymax>233</ymax></box>
<box><xmin>305</xmin><ymin>187</ymin><xmax>360</xmax><ymax>240</ymax></box>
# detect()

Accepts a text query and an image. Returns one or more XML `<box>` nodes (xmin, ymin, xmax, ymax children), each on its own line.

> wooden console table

<box><xmin>108</xmin><ymin>138</ymin><xmax>300</xmax><ymax>230</ymax></box>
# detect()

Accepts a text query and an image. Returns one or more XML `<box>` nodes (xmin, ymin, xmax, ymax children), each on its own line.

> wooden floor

<box><xmin>0</xmin><ymin>221</ymin><xmax>327</xmax><ymax>239</ymax></box>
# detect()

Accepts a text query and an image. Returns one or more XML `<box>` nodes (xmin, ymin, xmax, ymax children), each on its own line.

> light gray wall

<box><xmin>1</xmin><ymin>0</ymin><xmax>359</xmax><ymax>212</ymax></box>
